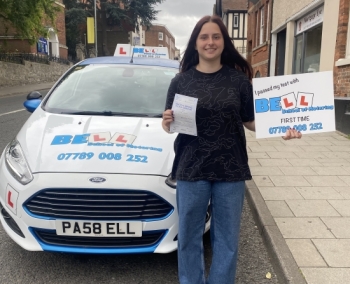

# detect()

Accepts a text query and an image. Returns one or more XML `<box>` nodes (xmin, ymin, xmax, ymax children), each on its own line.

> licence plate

<box><xmin>55</xmin><ymin>220</ymin><xmax>142</xmax><ymax>237</ymax></box>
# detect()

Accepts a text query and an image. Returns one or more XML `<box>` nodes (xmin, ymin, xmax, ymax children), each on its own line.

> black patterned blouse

<box><xmin>165</xmin><ymin>65</ymin><xmax>254</xmax><ymax>182</ymax></box>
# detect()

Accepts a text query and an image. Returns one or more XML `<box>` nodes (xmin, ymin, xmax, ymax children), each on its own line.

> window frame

<box><xmin>233</xmin><ymin>15</ymin><xmax>239</xmax><ymax>28</ymax></box>
<box><xmin>255</xmin><ymin>11</ymin><xmax>259</xmax><ymax>46</ymax></box>
<box><xmin>266</xmin><ymin>2</ymin><xmax>270</xmax><ymax>41</ymax></box>
<box><xmin>259</xmin><ymin>6</ymin><xmax>265</xmax><ymax>45</ymax></box>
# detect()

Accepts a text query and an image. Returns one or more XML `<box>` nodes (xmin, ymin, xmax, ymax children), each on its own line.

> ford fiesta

<box><xmin>0</xmin><ymin>45</ymin><xmax>210</xmax><ymax>254</ymax></box>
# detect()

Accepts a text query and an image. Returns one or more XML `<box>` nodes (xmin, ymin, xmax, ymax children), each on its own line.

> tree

<box><xmin>64</xmin><ymin>0</ymin><xmax>164</xmax><ymax>58</ymax></box>
<box><xmin>0</xmin><ymin>0</ymin><xmax>60</xmax><ymax>44</ymax></box>
<box><xmin>65</xmin><ymin>7</ymin><xmax>88</xmax><ymax>59</ymax></box>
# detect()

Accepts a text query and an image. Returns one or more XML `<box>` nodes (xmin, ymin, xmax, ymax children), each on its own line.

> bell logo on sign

<box><xmin>280</xmin><ymin>93</ymin><xmax>296</xmax><ymax>110</ymax></box>
<box><xmin>51</xmin><ymin>132</ymin><xmax>137</xmax><ymax>145</ymax></box>
<box><xmin>296</xmin><ymin>92</ymin><xmax>314</xmax><ymax>108</ymax></box>
<box><xmin>281</xmin><ymin>93</ymin><xmax>296</xmax><ymax>109</ymax></box>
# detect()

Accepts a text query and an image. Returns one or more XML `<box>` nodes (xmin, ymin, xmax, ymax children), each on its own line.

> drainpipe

<box><xmin>267</xmin><ymin>0</ymin><xmax>274</xmax><ymax>77</ymax></box>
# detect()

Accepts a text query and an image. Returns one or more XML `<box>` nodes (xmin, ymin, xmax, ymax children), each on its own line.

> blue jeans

<box><xmin>176</xmin><ymin>180</ymin><xmax>245</xmax><ymax>284</ymax></box>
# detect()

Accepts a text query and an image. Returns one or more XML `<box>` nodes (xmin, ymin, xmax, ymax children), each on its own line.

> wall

<box><xmin>319</xmin><ymin>0</ymin><xmax>339</xmax><ymax>72</ymax></box>
<box><xmin>333</xmin><ymin>0</ymin><xmax>350</xmax><ymax>135</ymax></box>
<box><xmin>334</xmin><ymin>0</ymin><xmax>350</xmax><ymax>97</ymax></box>
<box><xmin>0</xmin><ymin>61</ymin><xmax>71</xmax><ymax>87</ymax></box>
<box><xmin>272</xmin><ymin>0</ymin><xmax>316</xmax><ymax>31</ymax></box>
<box><xmin>55</xmin><ymin>1</ymin><xmax>68</xmax><ymax>58</ymax></box>
<box><xmin>0</xmin><ymin>39</ymin><xmax>36</xmax><ymax>53</ymax></box>
<box><xmin>222</xmin><ymin>0</ymin><xmax>247</xmax><ymax>11</ymax></box>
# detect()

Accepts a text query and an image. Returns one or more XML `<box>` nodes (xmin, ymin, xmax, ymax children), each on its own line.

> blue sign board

<box><xmin>37</xmin><ymin>37</ymin><xmax>48</xmax><ymax>54</ymax></box>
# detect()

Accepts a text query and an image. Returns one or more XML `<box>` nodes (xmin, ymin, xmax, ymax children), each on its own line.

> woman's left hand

<box><xmin>282</xmin><ymin>128</ymin><xmax>302</xmax><ymax>140</ymax></box>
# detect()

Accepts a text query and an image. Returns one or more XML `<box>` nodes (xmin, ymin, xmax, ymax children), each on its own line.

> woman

<box><xmin>162</xmin><ymin>15</ymin><xmax>301</xmax><ymax>284</ymax></box>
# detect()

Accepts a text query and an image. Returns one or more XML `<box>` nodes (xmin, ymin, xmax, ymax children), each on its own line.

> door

<box><xmin>275</xmin><ymin>29</ymin><xmax>286</xmax><ymax>76</ymax></box>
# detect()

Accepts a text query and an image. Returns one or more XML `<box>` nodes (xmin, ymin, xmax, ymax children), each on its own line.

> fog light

<box><xmin>0</xmin><ymin>202</ymin><xmax>25</xmax><ymax>238</ymax></box>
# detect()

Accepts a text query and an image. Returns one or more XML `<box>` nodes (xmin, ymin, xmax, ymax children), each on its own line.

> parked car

<box><xmin>0</xmin><ymin>45</ymin><xmax>210</xmax><ymax>254</ymax></box>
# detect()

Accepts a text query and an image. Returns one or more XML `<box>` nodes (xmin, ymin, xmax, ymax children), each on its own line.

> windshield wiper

<box><xmin>61</xmin><ymin>111</ymin><xmax>114</xmax><ymax>116</ymax></box>
<box><xmin>61</xmin><ymin>111</ymin><xmax>151</xmax><ymax>117</ymax></box>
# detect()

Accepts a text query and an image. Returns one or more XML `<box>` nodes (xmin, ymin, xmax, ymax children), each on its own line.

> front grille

<box><xmin>32</xmin><ymin>228</ymin><xmax>166</xmax><ymax>248</ymax></box>
<box><xmin>24</xmin><ymin>189</ymin><xmax>173</xmax><ymax>221</ymax></box>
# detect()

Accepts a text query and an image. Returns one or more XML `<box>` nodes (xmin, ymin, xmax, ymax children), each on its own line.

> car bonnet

<box><xmin>16</xmin><ymin>108</ymin><xmax>175</xmax><ymax>176</ymax></box>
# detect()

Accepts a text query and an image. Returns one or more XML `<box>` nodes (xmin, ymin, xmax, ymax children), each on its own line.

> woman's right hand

<box><xmin>162</xmin><ymin>109</ymin><xmax>174</xmax><ymax>133</ymax></box>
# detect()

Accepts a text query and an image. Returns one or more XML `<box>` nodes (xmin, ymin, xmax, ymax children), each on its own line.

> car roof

<box><xmin>78</xmin><ymin>56</ymin><xmax>180</xmax><ymax>69</ymax></box>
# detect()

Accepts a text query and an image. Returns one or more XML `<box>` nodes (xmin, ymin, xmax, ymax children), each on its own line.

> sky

<box><xmin>154</xmin><ymin>0</ymin><xmax>215</xmax><ymax>53</ymax></box>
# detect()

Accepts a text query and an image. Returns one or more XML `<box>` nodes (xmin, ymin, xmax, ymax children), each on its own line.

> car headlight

<box><xmin>5</xmin><ymin>139</ymin><xmax>33</xmax><ymax>185</ymax></box>
<box><xmin>165</xmin><ymin>174</ymin><xmax>176</xmax><ymax>188</ymax></box>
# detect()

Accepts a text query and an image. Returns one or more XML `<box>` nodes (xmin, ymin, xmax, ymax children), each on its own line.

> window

<box><xmin>293</xmin><ymin>25</ymin><xmax>322</xmax><ymax>74</ymax></box>
<box><xmin>260</xmin><ymin>6</ymin><xmax>264</xmax><ymax>45</ymax></box>
<box><xmin>346</xmin><ymin>103</ymin><xmax>350</xmax><ymax>115</ymax></box>
<box><xmin>266</xmin><ymin>2</ymin><xmax>270</xmax><ymax>41</ymax></box>
<box><xmin>159</xmin><ymin>44</ymin><xmax>163</xmax><ymax>47</ymax></box>
<box><xmin>255</xmin><ymin>11</ymin><xmax>259</xmax><ymax>46</ymax></box>
<box><xmin>234</xmin><ymin>15</ymin><xmax>239</xmax><ymax>28</ymax></box>
<box><xmin>158</xmin><ymin>32</ymin><xmax>163</xmax><ymax>41</ymax></box>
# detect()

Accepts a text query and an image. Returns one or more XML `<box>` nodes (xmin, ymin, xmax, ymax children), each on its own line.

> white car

<box><xmin>0</xmin><ymin>46</ymin><xmax>210</xmax><ymax>254</ymax></box>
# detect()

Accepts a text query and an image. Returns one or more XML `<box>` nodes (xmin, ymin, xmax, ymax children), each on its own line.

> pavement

<box><xmin>245</xmin><ymin>129</ymin><xmax>350</xmax><ymax>284</ymax></box>
<box><xmin>0</xmin><ymin>82</ymin><xmax>56</xmax><ymax>97</ymax></box>
<box><xmin>1</xmin><ymin>82</ymin><xmax>350</xmax><ymax>284</ymax></box>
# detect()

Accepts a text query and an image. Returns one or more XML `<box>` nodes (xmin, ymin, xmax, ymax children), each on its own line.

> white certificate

<box><xmin>170</xmin><ymin>93</ymin><xmax>198</xmax><ymax>136</ymax></box>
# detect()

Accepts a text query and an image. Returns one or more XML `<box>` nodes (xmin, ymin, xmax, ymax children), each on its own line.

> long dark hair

<box><xmin>180</xmin><ymin>15</ymin><xmax>252</xmax><ymax>80</ymax></box>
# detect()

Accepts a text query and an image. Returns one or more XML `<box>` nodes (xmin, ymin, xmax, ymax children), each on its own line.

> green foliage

<box><xmin>102</xmin><ymin>0</ymin><xmax>164</xmax><ymax>29</ymax></box>
<box><xmin>0</xmin><ymin>0</ymin><xmax>61</xmax><ymax>44</ymax></box>
<box><xmin>124</xmin><ymin>0</ymin><xmax>164</xmax><ymax>29</ymax></box>
<box><xmin>65</xmin><ymin>7</ymin><xmax>87</xmax><ymax>59</ymax></box>
<box><xmin>64</xmin><ymin>0</ymin><xmax>164</xmax><ymax>58</ymax></box>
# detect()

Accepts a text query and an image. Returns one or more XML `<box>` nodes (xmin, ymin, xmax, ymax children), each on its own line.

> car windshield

<box><xmin>44</xmin><ymin>64</ymin><xmax>178</xmax><ymax>116</ymax></box>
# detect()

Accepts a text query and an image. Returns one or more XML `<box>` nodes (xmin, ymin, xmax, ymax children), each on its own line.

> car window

<box><xmin>44</xmin><ymin>64</ymin><xmax>178</xmax><ymax>116</ymax></box>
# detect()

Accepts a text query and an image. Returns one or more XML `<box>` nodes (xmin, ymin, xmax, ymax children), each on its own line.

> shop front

<box><xmin>293</xmin><ymin>5</ymin><xmax>323</xmax><ymax>74</ymax></box>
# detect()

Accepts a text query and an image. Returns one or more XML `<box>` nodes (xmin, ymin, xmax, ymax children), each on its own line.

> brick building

<box><xmin>247</xmin><ymin>0</ymin><xmax>272</xmax><ymax>78</ymax></box>
<box><xmin>333</xmin><ymin>0</ymin><xmax>350</xmax><ymax>134</ymax></box>
<box><xmin>215</xmin><ymin>0</ymin><xmax>248</xmax><ymax>58</ymax></box>
<box><xmin>0</xmin><ymin>0</ymin><xmax>68</xmax><ymax>58</ymax></box>
<box><xmin>144</xmin><ymin>24</ymin><xmax>176</xmax><ymax>60</ymax></box>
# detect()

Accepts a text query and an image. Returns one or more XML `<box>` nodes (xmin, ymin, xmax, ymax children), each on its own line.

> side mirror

<box><xmin>23</xmin><ymin>99</ymin><xmax>41</xmax><ymax>113</ymax></box>
<box><xmin>26</xmin><ymin>91</ymin><xmax>42</xmax><ymax>100</ymax></box>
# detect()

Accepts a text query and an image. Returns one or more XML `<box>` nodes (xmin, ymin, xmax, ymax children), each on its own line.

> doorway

<box><xmin>275</xmin><ymin>29</ymin><xmax>286</xmax><ymax>76</ymax></box>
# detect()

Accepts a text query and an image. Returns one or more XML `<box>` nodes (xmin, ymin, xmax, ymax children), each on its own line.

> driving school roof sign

<box><xmin>114</xmin><ymin>44</ymin><xmax>169</xmax><ymax>59</ymax></box>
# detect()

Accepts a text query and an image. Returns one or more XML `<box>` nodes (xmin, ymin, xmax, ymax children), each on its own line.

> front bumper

<box><xmin>0</xmin><ymin>162</ymin><xmax>178</xmax><ymax>254</ymax></box>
